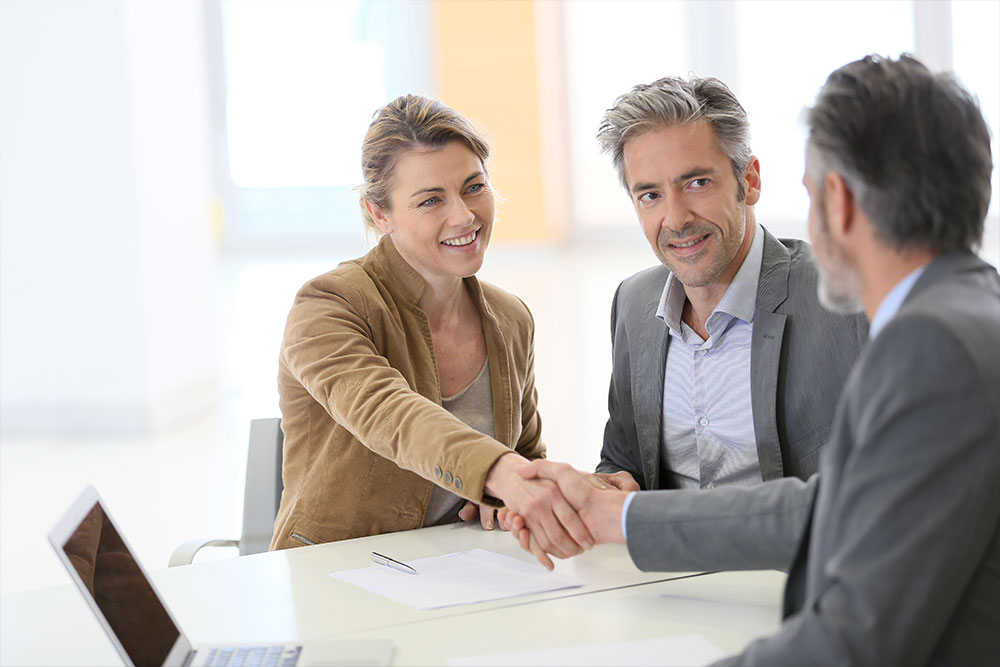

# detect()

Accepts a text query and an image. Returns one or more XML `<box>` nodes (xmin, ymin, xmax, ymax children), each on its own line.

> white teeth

<box><xmin>442</xmin><ymin>229</ymin><xmax>478</xmax><ymax>247</ymax></box>
<box><xmin>672</xmin><ymin>235</ymin><xmax>706</xmax><ymax>248</ymax></box>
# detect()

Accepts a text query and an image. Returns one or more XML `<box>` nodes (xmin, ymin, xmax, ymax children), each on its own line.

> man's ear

<box><xmin>823</xmin><ymin>171</ymin><xmax>855</xmax><ymax>241</ymax></box>
<box><xmin>743</xmin><ymin>156</ymin><xmax>761</xmax><ymax>206</ymax></box>
<box><xmin>363</xmin><ymin>199</ymin><xmax>393</xmax><ymax>235</ymax></box>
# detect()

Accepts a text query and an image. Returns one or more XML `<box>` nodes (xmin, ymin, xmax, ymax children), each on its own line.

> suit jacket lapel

<box><xmin>752</xmin><ymin>230</ymin><xmax>791</xmax><ymax>480</ymax></box>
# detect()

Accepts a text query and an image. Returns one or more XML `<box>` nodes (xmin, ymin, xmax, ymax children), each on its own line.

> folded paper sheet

<box><xmin>331</xmin><ymin>548</ymin><xmax>582</xmax><ymax>610</ymax></box>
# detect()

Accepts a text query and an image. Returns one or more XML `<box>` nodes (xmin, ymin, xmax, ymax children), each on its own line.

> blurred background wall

<box><xmin>1</xmin><ymin>0</ymin><xmax>998</xmax><ymax>593</ymax></box>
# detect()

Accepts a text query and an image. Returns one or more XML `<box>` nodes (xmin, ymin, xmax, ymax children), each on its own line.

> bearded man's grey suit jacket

<box><xmin>628</xmin><ymin>251</ymin><xmax>1000</xmax><ymax>665</ymax></box>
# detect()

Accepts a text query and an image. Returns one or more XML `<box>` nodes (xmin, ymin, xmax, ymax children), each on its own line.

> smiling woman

<box><xmin>270</xmin><ymin>95</ymin><xmax>592</xmax><ymax>563</ymax></box>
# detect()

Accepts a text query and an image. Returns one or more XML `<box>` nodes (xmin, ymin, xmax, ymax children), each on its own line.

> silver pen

<box><xmin>370</xmin><ymin>551</ymin><xmax>418</xmax><ymax>575</ymax></box>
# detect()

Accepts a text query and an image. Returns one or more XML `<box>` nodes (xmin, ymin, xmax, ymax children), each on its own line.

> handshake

<box><xmin>462</xmin><ymin>455</ymin><xmax>640</xmax><ymax>570</ymax></box>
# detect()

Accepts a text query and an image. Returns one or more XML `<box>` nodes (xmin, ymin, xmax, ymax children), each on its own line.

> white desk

<box><xmin>1</xmin><ymin>523</ymin><xmax>785</xmax><ymax>666</ymax></box>
<box><xmin>357</xmin><ymin>570</ymin><xmax>787</xmax><ymax>665</ymax></box>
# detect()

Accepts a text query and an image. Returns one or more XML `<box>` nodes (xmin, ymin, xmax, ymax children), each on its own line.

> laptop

<box><xmin>48</xmin><ymin>485</ymin><xmax>394</xmax><ymax>667</ymax></box>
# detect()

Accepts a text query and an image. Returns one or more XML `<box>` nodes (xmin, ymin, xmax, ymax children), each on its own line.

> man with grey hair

<box><xmin>517</xmin><ymin>54</ymin><xmax>1000</xmax><ymax>664</ymax></box>
<box><xmin>593</xmin><ymin>75</ymin><xmax>865</xmax><ymax>496</ymax></box>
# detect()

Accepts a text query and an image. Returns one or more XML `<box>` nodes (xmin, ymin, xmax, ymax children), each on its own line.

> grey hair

<box><xmin>597</xmin><ymin>75</ymin><xmax>753</xmax><ymax>199</ymax></box>
<box><xmin>358</xmin><ymin>95</ymin><xmax>491</xmax><ymax>235</ymax></box>
<box><xmin>805</xmin><ymin>54</ymin><xmax>992</xmax><ymax>253</ymax></box>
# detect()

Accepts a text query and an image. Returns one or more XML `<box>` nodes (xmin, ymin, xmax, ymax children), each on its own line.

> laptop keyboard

<box><xmin>203</xmin><ymin>645</ymin><xmax>301</xmax><ymax>667</ymax></box>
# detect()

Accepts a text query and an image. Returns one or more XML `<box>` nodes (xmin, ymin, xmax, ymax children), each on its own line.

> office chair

<box><xmin>168</xmin><ymin>418</ymin><xmax>284</xmax><ymax>566</ymax></box>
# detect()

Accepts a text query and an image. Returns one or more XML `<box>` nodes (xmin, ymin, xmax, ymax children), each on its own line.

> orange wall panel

<box><xmin>432</xmin><ymin>0</ymin><xmax>553</xmax><ymax>242</ymax></box>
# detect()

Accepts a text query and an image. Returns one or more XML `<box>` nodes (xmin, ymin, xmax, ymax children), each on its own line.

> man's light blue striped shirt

<box><xmin>655</xmin><ymin>223</ymin><xmax>766</xmax><ymax>490</ymax></box>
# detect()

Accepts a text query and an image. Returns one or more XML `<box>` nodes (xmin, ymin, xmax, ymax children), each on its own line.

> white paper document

<box><xmin>330</xmin><ymin>548</ymin><xmax>583</xmax><ymax>610</ymax></box>
<box><xmin>446</xmin><ymin>634</ymin><xmax>726</xmax><ymax>667</ymax></box>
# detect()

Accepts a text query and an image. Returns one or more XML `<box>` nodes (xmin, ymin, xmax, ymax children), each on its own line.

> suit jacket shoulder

<box><xmin>900</xmin><ymin>251</ymin><xmax>1000</xmax><ymax>406</ymax></box>
<box><xmin>615</xmin><ymin>264</ymin><xmax>671</xmax><ymax>322</ymax></box>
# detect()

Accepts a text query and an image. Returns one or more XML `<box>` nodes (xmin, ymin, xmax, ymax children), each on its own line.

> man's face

<box><xmin>803</xmin><ymin>165</ymin><xmax>863</xmax><ymax>314</ymax></box>
<box><xmin>622</xmin><ymin>122</ymin><xmax>758</xmax><ymax>289</ymax></box>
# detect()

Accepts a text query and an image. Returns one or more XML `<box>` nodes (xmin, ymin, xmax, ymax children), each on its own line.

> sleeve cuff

<box><xmin>621</xmin><ymin>491</ymin><xmax>638</xmax><ymax>541</ymax></box>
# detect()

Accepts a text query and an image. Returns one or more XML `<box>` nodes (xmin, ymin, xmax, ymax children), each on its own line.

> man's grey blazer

<box><xmin>631</xmin><ymin>251</ymin><xmax>1000</xmax><ymax>665</ymax></box>
<box><xmin>598</xmin><ymin>228</ymin><xmax>867</xmax><ymax>489</ymax></box>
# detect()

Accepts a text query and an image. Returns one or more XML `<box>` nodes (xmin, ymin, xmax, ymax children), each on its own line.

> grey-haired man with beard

<box><xmin>517</xmin><ymin>54</ymin><xmax>1000</xmax><ymax>665</ymax></box>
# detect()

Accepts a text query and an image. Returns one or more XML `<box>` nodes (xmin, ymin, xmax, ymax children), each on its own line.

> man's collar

<box><xmin>714</xmin><ymin>223</ymin><xmax>765</xmax><ymax>323</ymax></box>
<box><xmin>869</xmin><ymin>263</ymin><xmax>929</xmax><ymax>339</ymax></box>
<box><xmin>655</xmin><ymin>272</ymin><xmax>688</xmax><ymax>334</ymax></box>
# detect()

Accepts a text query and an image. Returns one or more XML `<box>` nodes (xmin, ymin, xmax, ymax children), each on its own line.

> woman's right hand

<box><xmin>483</xmin><ymin>453</ymin><xmax>594</xmax><ymax>565</ymax></box>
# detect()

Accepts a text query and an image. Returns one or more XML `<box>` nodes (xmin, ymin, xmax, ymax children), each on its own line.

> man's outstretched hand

<box><xmin>507</xmin><ymin>461</ymin><xmax>630</xmax><ymax>568</ymax></box>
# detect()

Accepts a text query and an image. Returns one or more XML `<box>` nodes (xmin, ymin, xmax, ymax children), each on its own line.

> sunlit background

<box><xmin>2</xmin><ymin>0</ymin><xmax>998</xmax><ymax>596</ymax></box>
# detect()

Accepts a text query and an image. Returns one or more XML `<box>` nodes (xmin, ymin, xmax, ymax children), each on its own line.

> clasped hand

<box><xmin>479</xmin><ymin>453</ymin><xmax>611</xmax><ymax>569</ymax></box>
<box><xmin>505</xmin><ymin>460</ymin><xmax>635</xmax><ymax>569</ymax></box>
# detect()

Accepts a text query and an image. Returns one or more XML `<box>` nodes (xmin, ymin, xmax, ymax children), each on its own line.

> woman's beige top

<box><xmin>271</xmin><ymin>235</ymin><xmax>545</xmax><ymax>549</ymax></box>
<box><xmin>424</xmin><ymin>360</ymin><xmax>495</xmax><ymax>526</ymax></box>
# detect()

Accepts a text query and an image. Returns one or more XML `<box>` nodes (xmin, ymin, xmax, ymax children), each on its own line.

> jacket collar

<box><xmin>756</xmin><ymin>227</ymin><xmax>792</xmax><ymax>313</ymax></box>
<box><xmin>370</xmin><ymin>235</ymin><xmax>427</xmax><ymax>304</ymax></box>
<box><xmin>369</xmin><ymin>234</ymin><xmax>492</xmax><ymax>316</ymax></box>
<box><xmin>906</xmin><ymin>249</ymin><xmax>987</xmax><ymax>302</ymax></box>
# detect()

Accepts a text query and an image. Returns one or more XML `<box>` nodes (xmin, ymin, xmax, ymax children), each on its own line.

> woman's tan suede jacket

<box><xmin>270</xmin><ymin>236</ymin><xmax>545</xmax><ymax>550</ymax></box>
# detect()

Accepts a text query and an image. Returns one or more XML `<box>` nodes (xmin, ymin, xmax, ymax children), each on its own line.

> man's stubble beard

<box><xmin>655</xmin><ymin>209</ymin><xmax>747</xmax><ymax>289</ymax></box>
<box><xmin>813</xmin><ymin>211</ymin><xmax>864</xmax><ymax>314</ymax></box>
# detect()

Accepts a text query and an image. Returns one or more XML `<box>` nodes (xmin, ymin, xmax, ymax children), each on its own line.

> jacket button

<box><xmin>434</xmin><ymin>466</ymin><xmax>443</xmax><ymax>479</ymax></box>
<box><xmin>454</xmin><ymin>477</ymin><xmax>463</xmax><ymax>490</ymax></box>
<box><xmin>444</xmin><ymin>471</ymin><xmax>453</xmax><ymax>485</ymax></box>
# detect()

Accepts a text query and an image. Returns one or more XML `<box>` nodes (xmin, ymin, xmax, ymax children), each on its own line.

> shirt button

<box><xmin>444</xmin><ymin>471</ymin><xmax>453</xmax><ymax>485</ymax></box>
<box><xmin>698</xmin><ymin>349</ymin><xmax>708</xmax><ymax>356</ymax></box>
<box><xmin>434</xmin><ymin>466</ymin><xmax>443</xmax><ymax>479</ymax></box>
<box><xmin>706</xmin><ymin>482</ymin><xmax>716</xmax><ymax>490</ymax></box>
<box><xmin>454</xmin><ymin>477</ymin><xmax>463</xmax><ymax>490</ymax></box>
<box><xmin>699</xmin><ymin>417</ymin><xmax>709</xmax><ymax>427</ymax></box>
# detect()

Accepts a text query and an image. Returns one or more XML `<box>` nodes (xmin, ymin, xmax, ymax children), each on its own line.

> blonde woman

<box><xmin>271</xmin><ymin>95</ymin><xmax>591</xmax><ymax>561</ymax></box>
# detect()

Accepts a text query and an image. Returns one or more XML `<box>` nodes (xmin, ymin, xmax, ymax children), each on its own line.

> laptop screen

<box><xmin>60</xmin><ymin>500</ymin><xmax>181</xmax><ymax>667</ymax></box>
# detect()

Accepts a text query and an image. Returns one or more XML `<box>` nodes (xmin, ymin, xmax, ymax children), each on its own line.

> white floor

<box><xmin>2</xmin><ymin>226</ymin><xmax>997</xmax><ymax>597</ymax></box>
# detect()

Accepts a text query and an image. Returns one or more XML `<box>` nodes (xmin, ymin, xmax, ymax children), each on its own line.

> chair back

<box><xmin>239</xmin><ymin>417</ymin><xmax>284</xmax><ymax>555</ymax></box>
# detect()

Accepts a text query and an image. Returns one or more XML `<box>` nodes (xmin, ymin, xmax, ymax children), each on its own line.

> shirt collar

<box><xmin>655</xmin><ymin>223</ymin><xmax>765</xmax><ymax>335</ymax></box>
<box><xmin>869</xmin><ymin>264</ymin><xmax>928</xmax><ymax>339</ymax></box>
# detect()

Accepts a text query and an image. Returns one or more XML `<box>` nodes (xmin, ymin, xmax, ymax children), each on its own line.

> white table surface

<box><xmin>357</xmin><ymin>569</ymin><xmax>786</xmax><ymax>666</ymax></box>
<box><xmin>1</xmin><ymin>523</ymin><xmax>784</xmax><ymax>666</ymax></box>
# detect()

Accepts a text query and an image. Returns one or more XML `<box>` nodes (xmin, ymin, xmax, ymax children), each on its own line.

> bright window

<box><xmin>734</xmin><ymin>0</ymin><xmax>914</xmax><ymax>237</ymax></box>
<box><xmin>563</xmin><ymin>0</ymin><xmax>997</xmax><ymax>248</ymax></box>
<box><xmin>953</xmin><ymin>0</ymin><xmax>1000</xmax><ymax>220</ymax></box>
<box><xmin>563</xmin><ymin>0</ymin><xmax>688</xmax><ymax>231</ymax></box>
<box><xmin>221</xmin><ymin>0</ymin><xmax>431</xmax><ymax>239</ymax></box>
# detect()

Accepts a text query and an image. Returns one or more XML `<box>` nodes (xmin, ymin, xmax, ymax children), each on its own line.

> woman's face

<box><xmin>369</xmin><ymin>141</ymin><xmax>494</xmax><ymax>287</ymax></box>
